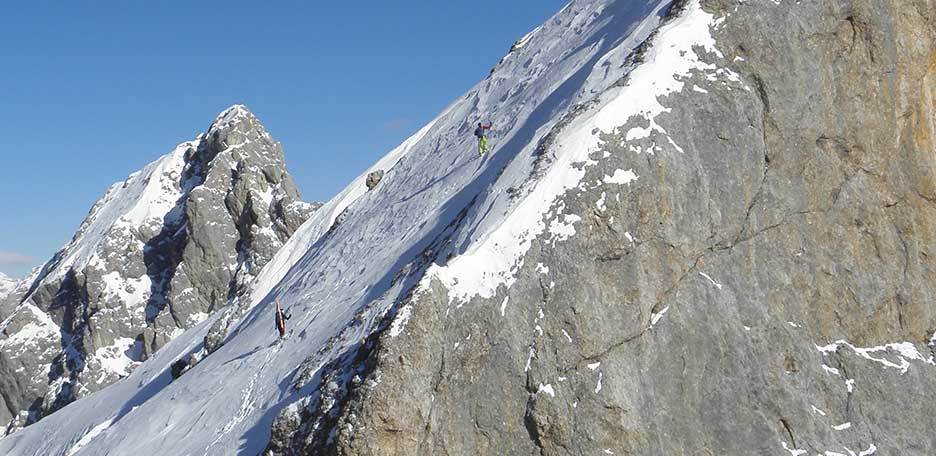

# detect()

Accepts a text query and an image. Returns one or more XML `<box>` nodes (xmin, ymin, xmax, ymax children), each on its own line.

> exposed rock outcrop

<box><xmin>0</xmin><ymin>105</ymin><xmax>316</xmax><ymax>433</ymax></box>
<box><xmin>366</xmin><ymin>170</ymin><xmax>385</xmax><ymax>190</ymax></box>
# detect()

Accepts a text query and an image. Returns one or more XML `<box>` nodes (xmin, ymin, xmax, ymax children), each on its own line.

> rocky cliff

<box><xmin>0</xmin><ymin>105</ymin><xmax>316</xmax><ymax>434</ymax></box>
<box><xmin>0</xmin><ymin>0</ymin><xmax>933</xmax><ymax>455</ymax></box>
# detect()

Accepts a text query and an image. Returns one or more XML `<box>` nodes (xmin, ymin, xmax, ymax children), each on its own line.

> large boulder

<box><xmin>366</xmin><ymin>170</ymin><xmax>385</xmax><ymax>190</ymax></box>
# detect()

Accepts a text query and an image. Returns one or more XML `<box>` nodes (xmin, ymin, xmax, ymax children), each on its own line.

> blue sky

<box><xmin>0</xmin><ymin>2</ymin><xmax>564</xmax><ymax>278</ymax></box>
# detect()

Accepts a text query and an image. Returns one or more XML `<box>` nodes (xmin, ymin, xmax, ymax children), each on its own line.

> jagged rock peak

<box><xmin>193</xmin><ymin>104</ymin><xmax>292</xmax><ymax>184</ymax></box>
<box><xmin>206</xmin><ymin>104</ymin><xmax>272</xmax><ymax>150</ymax></box>
<box><xmin>210</xmin><ymin>103</ymin><xmax>255</xmax><ymax>130</ymax></box>
<box><xmin>0</xmin><ymin>104</ymin><xmax>317</xmax><ymax>435</ymax></box>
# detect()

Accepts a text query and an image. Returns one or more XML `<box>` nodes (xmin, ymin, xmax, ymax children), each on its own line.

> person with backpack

<box><xmin>474</xmin><ymin>122</ymin><xmax>494</xmax><ymax>156</ymax></box>
<box><xmin>275</xmin><ymin>299</ymin><xmax>291</xmax><ymax>339</ymax></box>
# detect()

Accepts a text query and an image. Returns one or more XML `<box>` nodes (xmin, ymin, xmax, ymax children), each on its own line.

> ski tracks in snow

<box><xmin>63</xmin><ymin>417</ymin><xmax>117</xmax><ymax>456</ymax></box>
<box><xmin>203</xmin><ymin>340</ymin><xmax>280</xmax><ymax>455</ymax></box>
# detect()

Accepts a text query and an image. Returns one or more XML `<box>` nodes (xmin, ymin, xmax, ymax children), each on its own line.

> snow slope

<box><xmin>40</xmin><ymin>141</ymin><xmax>194</xmax><ymax>285</ymax></box>
<box><xmin>0</xmin><ymin>1</ymin><xmax>738</xmax><ymax>454</ymax></box>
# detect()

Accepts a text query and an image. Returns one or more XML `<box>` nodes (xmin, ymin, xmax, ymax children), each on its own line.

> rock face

<box><xmin>270</xmin><ymin>1</ymin><xmax>936</xmax><ymax>455</ymax></box>
<box><xmin>0</xmin><ymin>105</ymin><xmax>316</xmax><ymax>433</ymax></box>
<box><xmin>366</xmin><ymin>170</ymin><xmax>384</xmax><ymax>190</ymax></box>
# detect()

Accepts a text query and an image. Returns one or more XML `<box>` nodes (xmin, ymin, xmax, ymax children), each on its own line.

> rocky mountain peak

<box><xmin>209</xmin><ymin>103</ymin><xmax>254</xmax><ymax>129</ymax></box>
<box><xmin>0</xmin><ymin>105</ymin><xmax>317</xmax><ymax>435</ymax></box>
<box><xmin>203</xmin><ymin>104</ymin><xmax>272</xmax><ymax>157</ymax></box>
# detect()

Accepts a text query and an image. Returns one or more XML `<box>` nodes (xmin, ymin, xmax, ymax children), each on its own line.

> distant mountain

<box><xmin>0</xmin><ymin>273</ymin><xmax>15</xmax><ymax>298</ymax></box>
<box><xmin>0</xmin><ymin>105</ymin><xmax>317</xmax><ymax>434</ymax></box>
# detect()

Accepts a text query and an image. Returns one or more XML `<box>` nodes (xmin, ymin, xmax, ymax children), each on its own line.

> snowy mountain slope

<box><xmin>290</xmin><ymin>0</ymin><xmax>936</xmax><ymax>454</ymax></box>
<box><xmin>0</xmin><ymin>0</ymin><xmax>694</xmax><ymax>453</ymax></box>
<box><xmin>3</xmin><ymin>0</ymin><xmax>934</xmax><ymax>454</ymax></box>
<box><xmin>0</xmin><ymin>106</ymin><xmax>315</xmax><ymax>434</ymax></box>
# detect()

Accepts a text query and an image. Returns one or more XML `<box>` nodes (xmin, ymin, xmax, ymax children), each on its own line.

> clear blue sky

<box><xmin>0</xmin><ymin>2</ymin><xmax>564</xmax><ymax>278</ymax></box>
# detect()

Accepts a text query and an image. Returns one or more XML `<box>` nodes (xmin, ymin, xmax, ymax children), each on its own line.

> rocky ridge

<box><xmin>0</xmin><ymin>105</ymin><xmax>316</xmax><ymax>434</ymax></box>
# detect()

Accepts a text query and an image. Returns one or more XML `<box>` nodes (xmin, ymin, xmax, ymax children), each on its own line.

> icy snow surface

<box><xmin>0</xmin><ymin>1</ymin><xmax>732</xmax><ymax>454</ymax></box>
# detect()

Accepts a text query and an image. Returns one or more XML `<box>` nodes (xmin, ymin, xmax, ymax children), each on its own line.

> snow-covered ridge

<box><xmin>41</xmin><ymin>141</ymin><xmax>193</xmax><ymax>284</ymax></box>
<box><xmin>242</xmin><ymin>117</ymin><xmax>439</xmax><ymax>303</ymax></box>
<box><xmin>424</xmin><ymin>0</ymin><xmax>736</xmax><ymax>305</ymax></box>
<box><xmin>0</xmin><ymin>1</ymin><xmax>730</xmax><ymax>454</ymax></box>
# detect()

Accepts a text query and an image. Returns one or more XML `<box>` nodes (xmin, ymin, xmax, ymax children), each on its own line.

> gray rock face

<box><xmin>0</xmin><ymin>105</ymin><xmax>316</xmax><ymax>434</ymax></box>
<box><xmin>366</xmin><ymin>170</ymin><xmax>385</xmax><ymax>190</ymax></box>
<box><xmin>267</xmin><ymin>1</ymin><xmax>936</xmax><ymax>455</ymax></box>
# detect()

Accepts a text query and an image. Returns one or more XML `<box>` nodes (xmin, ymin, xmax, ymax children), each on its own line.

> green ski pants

<box><xmin>478</xmin><ymin>136</ymin><xmax>489</xmax><ymax>155</ymax></box>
